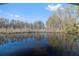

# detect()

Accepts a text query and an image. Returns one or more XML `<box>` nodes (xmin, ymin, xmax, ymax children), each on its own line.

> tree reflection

<box><xmin>48</xmin><ymin>33</ymin><xmax>79</xmax><ymax>55</ymax></box>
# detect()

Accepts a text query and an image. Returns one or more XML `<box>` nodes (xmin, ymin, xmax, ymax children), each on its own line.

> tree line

<box><xmin>0</xmin><ymin>4</ymin><xmax>79</xmax><ymax>33</ymax></box>
<box><xmin>0</xmin><ymin>18</ymin><xmax>45</xmax><ymax>30</ymax></box>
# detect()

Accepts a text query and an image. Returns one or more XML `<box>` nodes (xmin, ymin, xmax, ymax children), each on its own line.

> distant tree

<box><xmin>0</xmin><ymin>18</ymin><xmax>6</xmax><ymax>28</ymax></box>
<box><xmin>33</xmin><ymin>21</ymin><xmax>45</xmax><ymax>30</ymax></box>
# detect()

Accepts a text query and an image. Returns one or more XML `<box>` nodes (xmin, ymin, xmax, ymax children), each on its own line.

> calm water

<box><xmin>0</xmin><ymin>32</ymin><xmax>79</xmax><ymax>56</ymax></box>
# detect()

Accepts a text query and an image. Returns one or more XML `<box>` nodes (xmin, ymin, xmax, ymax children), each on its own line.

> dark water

<box><xmin>0</xmin><ymin>32</ymin><xmax>79</xmax><ymax>56</ymax></box>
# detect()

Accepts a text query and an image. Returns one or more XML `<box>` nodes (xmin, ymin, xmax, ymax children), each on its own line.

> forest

<box><xmin>0</xmin><ymin>4</ymin><xmax>79</xmax><ymax>34</ymax></box>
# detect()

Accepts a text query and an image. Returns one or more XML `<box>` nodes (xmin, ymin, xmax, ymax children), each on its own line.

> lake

<box><xmin>0</xmin><ymin>32</ymin><xmax>79</xmax><ymax>56</ymax></box>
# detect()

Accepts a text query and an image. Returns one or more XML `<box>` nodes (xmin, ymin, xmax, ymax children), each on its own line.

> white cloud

<box><xmin>10</xmin><ymin>14</ymin><xmax>13</xmax><ymax>16</ymax></box>
<box><xmin>45</xmin><ymin>4</ymin><xmax>64</xmax><ymax>11</ymax></box>
<box><xmin>10</xmin><ymin>14</ymin><xmax>20</xmax><ymax>18</ymax></box>
<box><xmin>15</xmin><ymin>15</ymin><xmax>20</xmax><ymax>18</ymax></box>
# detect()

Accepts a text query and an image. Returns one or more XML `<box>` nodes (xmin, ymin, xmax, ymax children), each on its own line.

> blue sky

<box><xmin>0</xmin><ymin>3</ymin><xmax>67</xmax><ymax>23</ymax></box>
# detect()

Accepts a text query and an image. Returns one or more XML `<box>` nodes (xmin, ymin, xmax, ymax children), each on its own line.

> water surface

<box><xmin>0</xmin><ymin>32</ymin><xmax>79</xmax><ymax>56</ymax></box>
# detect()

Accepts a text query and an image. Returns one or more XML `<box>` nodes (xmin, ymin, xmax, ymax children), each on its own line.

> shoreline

<box><xmin>0</xmin><ymin>31</ymin><xmax>77</xmax><ymax>35</ymax></box>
